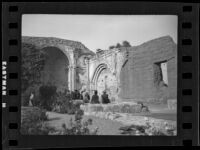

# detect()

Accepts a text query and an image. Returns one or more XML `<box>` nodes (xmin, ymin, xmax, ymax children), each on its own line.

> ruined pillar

<box><xmin>67</xmin><ymin>64</ymin><xmax>77</xmax><ymax>91</ymax></box>
<box><xmin>68</xmin><ymin>65</ymin><xmax>72</xmax><ymax>91</ymax></box>
<box><xmin>72</xmin><ymin>65</ymin><xmax>76</xmax><ymax>91</ymax></box>
<box><xmin>85</xmin><ymin>57</ymin><xmax>90</xmax><ymax>93</ymax></box>
<box><xmin>73</xmin><ymin>49</ymin><xmax>79</xmax><ymax>90</ymax></box>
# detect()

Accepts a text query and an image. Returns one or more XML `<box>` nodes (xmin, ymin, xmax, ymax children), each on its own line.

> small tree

<box><xmin>96</xmin><ymin>49</ymin><xmax>102</xmax><ymax>53</ymax></box>
<box><xmin>122</xmin><ymin>41</ymin><xmax>131</xmax><ymax>47</ymax></box>
<box><xmin>116</xmin><ymin>43</ymin><xmax>122</xmax><ymax>48</ymax></box>
<box><xmin>109</xmin><ymin>45</ymin><xmax>115</xmax><ymax>50</ymax></box>
<box><xmin>60</xmin><ymin>109</ymin><xmax>99</xmax><ymax>135</ymax></box>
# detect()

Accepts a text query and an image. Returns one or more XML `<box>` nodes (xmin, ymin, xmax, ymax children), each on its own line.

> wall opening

<box><xmin>41</xmin><ymin>47</ymin><xmax>70</xmax><ymax>92</ymax></box>
<box><xmin>154</xmin><ymin>61</ymin><xmax>168</xmax><ymax>87</ymax></box>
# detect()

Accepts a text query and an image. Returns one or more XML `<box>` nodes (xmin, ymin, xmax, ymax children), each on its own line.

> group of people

<box><xmin>90</xmin><ymin>90</ymin><xmax>110</xmax><ymax>104</ymax></box>
<box><xmin>28</xmin><ymin>89</ymin><xmax>111</xmax><ymax>107</ymax></box>
<box><xmin>64</xmin><ymin>89</ymin><xmax>111</xmax><ymax>104</ymax></box>
<box><xmin>64</xmin><ymin>90</ymin><xmax>90</xmax><ymax>103</ymax></box>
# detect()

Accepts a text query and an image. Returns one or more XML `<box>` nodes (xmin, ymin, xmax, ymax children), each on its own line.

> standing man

<box><xmin>29</xmin><ymin>92</ymin><xmax>34</xmax><ymax>106</ymax></box>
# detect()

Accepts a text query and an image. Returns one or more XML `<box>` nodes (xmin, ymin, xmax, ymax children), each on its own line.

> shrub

<box><xmin>116</xmin><ymin>43</ymin><xmax>122</xmax><ymax>48</ymax></box>
<box><xmin>39</xmin><ymin>85</ymin><xmax>57</xmax><ymax>111</ymax></box>
<box><xmin>109</xmin><ymin>45</ymin><xmax>115</xmax><ymax>50</ymax></box>
<box><xmin>21</xmin><ymin>121</ymin><xmax>56</xmax><ymax>135</ymax></box>
<box><xmin>119</xmin><ymin>118</ymin><xmax>176</xmax><ymax>136</ymax></box>
<box><xmin>119</xmin><ymin>124</ymin><xmax>148</xmax><ymax>135</ymax></box>
<box><xmin>137</xmin><ymin>102</ymin><xmax>150</xmax><ymax>113</ymax></box>
<box><xmin>122</xmin><ymin>41</ymin><xmax>131</xmax><ymax>47</ymax></box>
<box><xmin>60</xmin><ymin>109</ymin><xmax>98</xmax><ymax>135</ymax></box>
<box><xmin>21</xmin><ymin>107</ymin><xmax>55</xmax><ymax>135</ymax></box>
<box><xmin>60</xmin><ymin>101</ymin><xmax>79</xmax><ymax>114</ymax></box>
<box><xmin>21</xmin><ymin>107</ymin><xmax>48</xmax><ymax>122</ymax></box>
<box><xmin>21</xmin><ymin>86</ymin><xmax>35</xmax><ymax>106</ymax></box>
<box><xmin>21</xmin><ymin>84</ymin><xmax>41</xmax><ymax>107</ymax></box>
<box><xmin>52</xmin><ymin>92</ymin><xmax>80</xmax><ymax>114</ymax></box>
<box><xmin>21</xmin><ymin>90</ymin><xmax>30</xmax><ymax>106</ymax></box>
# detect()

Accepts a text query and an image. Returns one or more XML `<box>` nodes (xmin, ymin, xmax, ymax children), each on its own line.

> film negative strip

<box><xmin>2</xmin><ymin>2</ymin><xmax>199</xmax><ymax>148</ymax></box>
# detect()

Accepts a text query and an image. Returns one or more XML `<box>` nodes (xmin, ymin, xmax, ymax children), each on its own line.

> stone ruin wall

<box><xmin>88</xmin><ymin>48</ymin><xmax>127</xmax><ymax>100</ymax></box>
<box><xmin>119</xmin><ymin>36</ymin><xmax>177</xmax><ymax>103</ymax></box>
<box><xmin>22</xmin><ymin>36</ymin><xmax>95</xmax><ymax>94</ymax></box>
<box><xmin>22</xmin><ymin>36</ymin><xmax>177</xmax><ymax>104</ymax></box>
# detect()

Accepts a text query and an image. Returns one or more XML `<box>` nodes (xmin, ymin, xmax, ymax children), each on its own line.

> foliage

<box><xmin>52</xmin><ymin>92</ymin><xmax>80</xmax><ymax>114</ymax></box>
<box><xmin>60</xmin><ymin>109</ymin><xmax>98</xmax><ymax>135</ymax></box>
<box><xmin>21</xmin><ymin>107</ymin><xmax>55</xmax><ymax>135</ymax></box>
<box><xmin>119</xmin><ymin>124</ymin><xmax>148</xmax><ymax>135</ymax></box>
<box><xmin>21</xmin><ymin>107</ymin><xmax>48</xmax><ymax>123</ymax></box>
<box><xmin>21</xmin><ymin>43</ymin><xmax>48</xmax><ymax>108</ymax></box>
<box><xmin>116</xmin><ymin>43</ymin><xmax>122</xmax><ymax>48</ymax></box>
<box><xmin>96</xmin><ymin>49</ymin><xmax>103</xmax><ymax>53</ymax></box>
<box><xmin>21</xmin><ymin>89</ymin><xmax>31</xmax><ymax>106</ymax></box>
<box><xmin>109</xmin><ymin>45</ymin><xmax>115</xmax><ymax>50</ymax></box>
<box><xmin>119</xmin><ymin>118</ymin><xmax>176</xmax><ymax>136</ymax></box>
<box><xmin>21</xmin><ymin>121</ymin><xmax>56</xmax><ymax>135</ymax></box>
<box><xmin>137</xmin><ymin>102</ymin><xmax>150</xmax><ymax>113</ymax></box>
<box><xmin>21</xmin><ymin>84</ymin><xmax>41</xmax><ymax>106</ymax></box>
<box><xmin>122</xmin><ymin>41</ymin><xmax>131</xmax><ymax>47</ymax></box>
<box><xmin>108</xmin><ymin>41</ymin><xmax>131</xmax><ymax>50</ymax></box>
<box><xmin>21</xmin><ymin>43</ymin><xmax>46</xmax><ymax>93</ymax></box>
<box><xmin>39</xmin><ymin>85</ymin><xmax>57</xmax><ymax>111</ymax></box>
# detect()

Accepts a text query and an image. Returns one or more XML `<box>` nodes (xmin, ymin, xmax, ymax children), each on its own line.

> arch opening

<box><xmin>92</xmin><ymin>63</ymin><xmax>118</xmax><ymax>99</ymax></box>
<box><xmin>41</xmin><ymin>46</ymin><xmax>70</xmax><ymax>92</ymax></box>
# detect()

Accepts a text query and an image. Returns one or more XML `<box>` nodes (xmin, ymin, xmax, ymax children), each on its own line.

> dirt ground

<box><xmin>46</xmin><ymin>111</ymin><xmax>124</xmax><ymax>135</ymax></box>
<box><xmin>135</xmin><ymin>103</ymin><xmax>177</xmax><ymax>121</ymax></box>
<box><xmin>46</xmin><ymin>103</ymin><xmax>176</xmax><ymax>135</ymax></box>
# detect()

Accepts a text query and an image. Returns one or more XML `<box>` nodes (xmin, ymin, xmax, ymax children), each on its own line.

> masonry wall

<box><xmin>119</xmin><ymin>36</ymin><xmax>177</xmax><ymax>103</ymax></box>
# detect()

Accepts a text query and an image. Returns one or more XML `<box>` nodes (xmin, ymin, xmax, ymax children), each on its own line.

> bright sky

<box><xmin>22</xmin><ymin>15</ymin><xmax>177</xmax><ymax>51</ymax></box>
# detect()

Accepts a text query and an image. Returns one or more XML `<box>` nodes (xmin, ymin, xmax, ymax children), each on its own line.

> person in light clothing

<box><xmin>29</xmin><ymin>92</ymin><xmax>34</xmax><ymax>106</ymax></box>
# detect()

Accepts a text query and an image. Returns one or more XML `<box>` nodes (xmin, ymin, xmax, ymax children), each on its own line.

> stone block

<box><xmin>80</xmin><ymin>104</ymin><xmax>104</xmax><ymax>113</ymax></box>
<box><xmin>80</xmin><ymin>102</ymin><xmax>145</xmax><ymax>114</ymax></box>
<box><xmin>72</xmin><ymin>100</ymin><xmax>84</xmax><ymax>106</ymax></box>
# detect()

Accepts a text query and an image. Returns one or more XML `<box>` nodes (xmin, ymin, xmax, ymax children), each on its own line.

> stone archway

<box><xmin>41</xmin><ymin>46</ymin><xmax>72</xmax><ymax>92</ymax></box>
<box><xmin>22</xmin><ymin>36</ymin><xmax>95</xmax><ymax>94</ymax></box>
<box><xmin>91</xmin><ymin>63</ymin><xmax>118</xmax><ymax>99</ymax></box>
<box><xmin>91</xmin><ymin>63</ymin><xmax>108</xmax><ymax>90</ymax></box>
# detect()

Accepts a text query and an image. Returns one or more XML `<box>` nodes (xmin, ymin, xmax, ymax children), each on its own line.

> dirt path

<box><xmin>46</xmin><ymin>111</ymin><xmax>124</xmax><ymax>135</ymax></box>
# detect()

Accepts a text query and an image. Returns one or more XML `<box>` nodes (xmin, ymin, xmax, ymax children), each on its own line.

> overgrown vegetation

<box><xmin>39</xmin><ymin>85</ymin><xmax>57</xmax><ymax>111</ymax></box>
<box><xmin>21</xmin><ymin>43</ymin><xmax>47</xmax><ymax>107</ymax></box>
<box><xmin>21</xmin><ymin>107</ymin><xmax>55</xmax><ymax>135</ymax></box>
<box><xmin>59</xmin><ymin>109</ymin><xmax>98</xmax><ymax>135</ymax></box>
<box><xmin>52</xmin><ymin>92</ymin><xmax>80</xmax><ymax>114</ymax></box>
<box><xmin>109</xmin><ymin>41</ymin><xmax>131</xmax><ymax>50</ymax></box>
<box><xmin>119</xmin><ymin>117</ymin><xmax>176</xmax><ymax>136</ymax></box>
<box><xmin>21</xmin><ymin>106</ymin><xmax>97</xmax><ymax>135</ymax></box>
<box><xmin>21</xmin><ymin>43</ymin><xmax>46</xmax><ymax>92</ymax></box>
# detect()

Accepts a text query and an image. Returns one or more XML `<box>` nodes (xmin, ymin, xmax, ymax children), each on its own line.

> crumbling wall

<box><xmin>119</xmin><ymin>36</ymin><xmax>177</xmax><ymax>103</ymax></box>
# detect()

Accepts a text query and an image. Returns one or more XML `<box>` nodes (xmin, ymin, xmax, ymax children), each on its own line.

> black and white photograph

<box><xmin>21</xmin><ymin>15</ymin><xmax>177</xmax><ymax>136</ymax></box>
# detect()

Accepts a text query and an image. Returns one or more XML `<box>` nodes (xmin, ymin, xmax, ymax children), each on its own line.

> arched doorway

<box><xmin>40</xmin><ymin>47</ymin><xmax>70</xmax><ymax>93</ymax></box>
<box><xmin>92</xmin><ymin>63</ymin><xmax>118</xmax><ymax>99</ymax></box>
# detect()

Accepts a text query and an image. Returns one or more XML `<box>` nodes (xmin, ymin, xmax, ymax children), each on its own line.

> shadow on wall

<box><xmin>118</xmin><ymin>36</ymin><xmax>177</xmax><ymax>103</ymax></box>
<box><xmin>41</xmin><ymin>47</ymin><xmax>70</xmax><ymax>93</ymax></box>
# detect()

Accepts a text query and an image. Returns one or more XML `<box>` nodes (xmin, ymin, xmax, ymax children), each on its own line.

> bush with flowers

<box><xmin>57</xmin><ymin>109</ymin><xmax>99</xmax><ymax>135</ymax></box>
